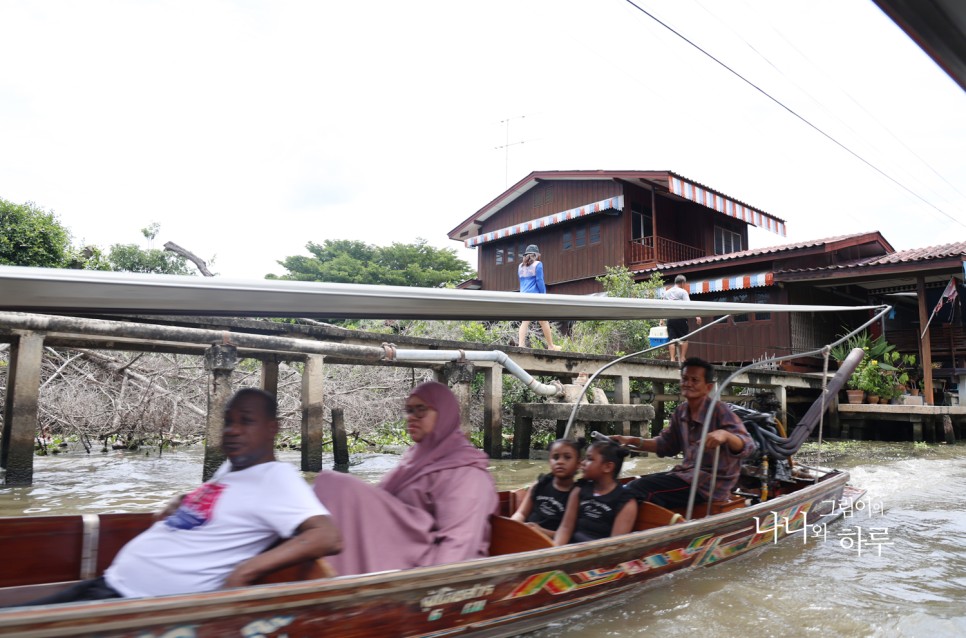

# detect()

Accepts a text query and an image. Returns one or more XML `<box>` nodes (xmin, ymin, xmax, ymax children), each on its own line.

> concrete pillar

<box><xmin>260</xmin><ymin>357</ymin><xmax>279</xmax><ymax>396</ymax></box>
<box><xmin>775</xmin><ymin>384</ymin><xmax>787</xmax><ymax>422</ymax></box>
<box><xmin>442</xmin><ymin>362</ymin><xmax>475</xmax><ymax>437</ymax></box>
<box><xmin>482</xmin><ymin>365</ymin><xmax>503</xmax><ymax>459</ymax></box>
<box><xmin>330</xmin><ymin>407</ymin><xmax>349</xmax><ymax>472</ymax></box>
<box><xmin>614</xmin><ymin>375</ymin><xmax>632</xmax><ymax>435</ymax></box>
<box><xmin>652</xmin><ymin>382</ymin><xmax>666</xmax><ymax>437</ymax></box>
<box><xmin>301</xmin><ymin>354</ymin><xmax>325</xmax><ymax>472</ymax></box>
<box><xmin>203</xmin><ymin>343</ymin><xmax>237</xmax><ymax>481</ymax></box>
<box><xmin>1</xmin><ymin>331</ymin><xmax>45</xmax><ymax>485</ymax></box>
<box><xmin>513</xmin><ymin>415</ymin><xmax>533</xmax><ymax>459</ymax></box>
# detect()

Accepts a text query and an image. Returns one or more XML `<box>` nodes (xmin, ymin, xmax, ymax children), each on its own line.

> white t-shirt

<box><xmin>664</xmin><ymin>285</ymin><xmax>690</xmax><ymax>302</ymax></box>
<box><xmin>105</xmin><ymin>461</ymin><xmax>328</xmax><ymax>598</ymax></box>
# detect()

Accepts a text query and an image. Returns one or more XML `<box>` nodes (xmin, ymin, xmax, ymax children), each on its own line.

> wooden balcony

<box><xmin>627</xmin><ymin>236</ymin><xmax>706</xmax><ymax>267</ymax></box>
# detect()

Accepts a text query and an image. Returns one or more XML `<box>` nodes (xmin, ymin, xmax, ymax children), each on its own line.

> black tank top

<box><xmin>572</xmin><ymin>480</ymin><xmax>632</xmax><ymax>543</ymax></box>
<box><xmin>525</xmin><ymin>474</ymin><xmax>572</xmax><ymax>531</ymax></box>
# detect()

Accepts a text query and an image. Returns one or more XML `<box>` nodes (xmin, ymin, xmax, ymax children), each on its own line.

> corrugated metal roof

<box><xmin>632</xmin><ymin>232</ymin><xmax>881</xmax><ymax>274</ymax></box>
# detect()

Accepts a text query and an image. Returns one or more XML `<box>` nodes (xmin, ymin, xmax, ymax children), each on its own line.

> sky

<box><xmin>2</xmin><ymin>0</ymin><xmax>964</xmax><ymax>280</ymax></box>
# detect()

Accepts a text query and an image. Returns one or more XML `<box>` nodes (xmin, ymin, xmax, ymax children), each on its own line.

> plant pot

<box><xmin>910</xmin><ymin>388</ymin><xmax>920</xmax><ymax>396</ymax></box>
<box><xmin>867</xmin><ymin>394</ymin><xmax>880</xmax><ymax>404</ymax></box>
<box><xmin>846</xmin><ymin>389</ymin><xmax>865</xmax><ymax>405</ymax></box>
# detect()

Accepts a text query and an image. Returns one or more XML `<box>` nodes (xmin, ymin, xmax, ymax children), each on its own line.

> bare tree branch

<box><xmin>163</xmin><ymin>241</ymin><xmax>214</xmax><ymax>277</ymax></box>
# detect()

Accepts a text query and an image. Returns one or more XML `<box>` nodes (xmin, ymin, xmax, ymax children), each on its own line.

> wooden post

<box><xmin>775</xmin><ymin>384</ymin><xmax>787</xmax><ymax>422</ymax></box>
<box><xmin>482</xmin><ymin>366</ymin><xmax>503</xmax><ymax>459</ymax></box>
<box><xmin>614</xmin><ymin>375</ymin><xmax>632</xmax><ymax>435</ymax></box>
<box><xmin>943</xmin><ymin>414</ymin><xmax>956</xmax><ymax>444</ymax></box>
<box><xmin>260</xmin><ymin>357</ymin><xmax>279</xmax><ymax>396</ymax></box>
<box><xmin>330</xmin><ymin>407</ymin><xmax>349</xmax><ymax>472</ymax></box>
<box><xmin>828</xmin><ymin>392</ymin><xmax>841</xmax><ymax>439</ymax></box>
<box><xmin>301</xmin><ymin>354</ymin><xmax>325</xmax><ymax>472</ymax></box>
<box><xmin>203</xmin><ymin>343</ymin><xmax>237</xmax><ymax>481</ymax></box>
<box><xmin>1</xmin><ymin>331</ymin><xmax>45</xmax><ymax>486</ymax></box>
<box><xmin>917</xmin><ymin>276</ymin><xmax>934</xmax><ymax>405</ymax></box>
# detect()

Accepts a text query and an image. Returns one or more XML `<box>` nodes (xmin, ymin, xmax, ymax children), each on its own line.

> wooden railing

<box><xmin>627</xmin><ymin>236</ymin><xmax>706</xmax><ymax>266</ymax></box>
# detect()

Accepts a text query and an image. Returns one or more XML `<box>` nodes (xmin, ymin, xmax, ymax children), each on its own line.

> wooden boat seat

<box><xmin>256</xmin><ymin>558</ymin><xmax>337</xmax><ymax>584</ymax></box>
<box><xmin>632</xmin><ymin>502</ymin><xmax>685</xmax><ymax>531</ymax></box>
<box><xmin>488</xmin><ymin>515</ymin><xmax>554</xmax><ymax>556</ymax></box>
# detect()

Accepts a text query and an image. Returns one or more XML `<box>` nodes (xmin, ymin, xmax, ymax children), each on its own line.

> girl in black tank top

<box><xmin>554</xmin><ymin>440</ymin><xmax>638</xmax><ymax>545</ymax></box>
<box><xmin>511</xmin><ymin>439</ymin><xmax>581</xmax><ymax>538</ymax></box>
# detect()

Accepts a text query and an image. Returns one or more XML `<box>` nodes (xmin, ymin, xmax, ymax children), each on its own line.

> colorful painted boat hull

<box><xmin>0</xmin><ymin>469</ymin><xmax>853</xmax><ymax>638</ymax></box>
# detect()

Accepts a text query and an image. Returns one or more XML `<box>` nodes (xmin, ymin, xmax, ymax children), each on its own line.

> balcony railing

<box><xmin>627</xmin><ymin>236</ymin><xmax>706</xmax><ymax>266</ymax></box>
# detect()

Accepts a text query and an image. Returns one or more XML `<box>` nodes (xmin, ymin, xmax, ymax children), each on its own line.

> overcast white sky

<box><xmin>2</xmin><ymin>0</ymin><xmax>964</xmax><ymax>280</ymax></box>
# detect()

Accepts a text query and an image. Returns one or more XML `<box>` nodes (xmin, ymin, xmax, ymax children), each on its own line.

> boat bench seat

<box><xmin>488</xmin><ymin>515</ymin><xmax>554</xmax><ymax>556</ymax></box>
<box><xmin>668</xmin><ymin>494</ymin><xmax>747</xmax><ymax>519</ymax></box>
<box><xmin>632</xmin><ymin>502</ymin><xmax>684</xmax><ymax>531</ymax></box>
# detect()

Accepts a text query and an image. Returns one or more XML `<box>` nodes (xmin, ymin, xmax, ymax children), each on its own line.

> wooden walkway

<box><xmin>834</xmin><ymin>403</ymin><xmax>965</xmax><ymax>443</ymax></box>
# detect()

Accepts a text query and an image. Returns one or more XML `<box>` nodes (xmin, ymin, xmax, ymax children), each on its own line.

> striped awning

<box><xmin>672</xmin><ymin>272</ymin><xmax>775</xmax><ymax>295</ymax></box>
<box><xmin>464</xmin><ymin>195</ymin><xmax>624</xmax><ymax>248</ymax></box>
<box><xmin>668</xmin><ymin>176</ymin><xmax>786</xmax><ymax>237</ymax></box>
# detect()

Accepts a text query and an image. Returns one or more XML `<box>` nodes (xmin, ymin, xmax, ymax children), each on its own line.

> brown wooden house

<box><xmin>451</xmin><ymin>171</ymin><xmax>965</xmax><ymax>398</ymax></box>
<box><xmin>447</xmin><ymin>170</ymin><xmax>788</xmax><ymax>295</ymax></box>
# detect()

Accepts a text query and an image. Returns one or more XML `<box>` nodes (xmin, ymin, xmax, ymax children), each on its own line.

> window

<box><xmin>507</xmin><ymin>244</ymin><xmax>515</xmax><ymax>263</ymax></box>
<box><xmin>562</xmin><ymin>221</ymin><xmax>600</xmax><ymax>250</ymax></box>
<box><xmin>496</xmin><ymin>249</ymin><xmax>503</xmax><ymax>265</ymax></box>
<box><xmin>631</xmin><ymin>205</ymin><xmax>652</xmax><ymax>240</ymax></box>
<box><xmin>714</xmin><ymin>227</ymin><xmax>743</xmax><ymax>255</ymax></box>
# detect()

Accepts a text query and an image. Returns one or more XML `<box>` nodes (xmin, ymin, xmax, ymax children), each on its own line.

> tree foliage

<box><xmin>0</xmin><ymin>198</ymin><xmax>72</xmax><ymax>267</ymax></box>
<box><xmin>565</xmin><ymin>267</ymin><xmax>665</xmax><ymax>355</ymax></box>
<box><xmin>271</xmin><ymin>238</ymin><xmax>475</xmax><ymax>287</ymax></box>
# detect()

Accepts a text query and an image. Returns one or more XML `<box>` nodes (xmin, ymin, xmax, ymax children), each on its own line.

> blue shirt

<box><xmin>518</xmin><ymin>261</ymin><xmax>546</xmax><ymax>294</ymax></box>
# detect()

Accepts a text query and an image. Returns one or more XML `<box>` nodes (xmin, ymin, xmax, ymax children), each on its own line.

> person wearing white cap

<box><xmin>517</xmin><ymin>244</ymin><xmax>561</xmax><ymax>351</ymax></box>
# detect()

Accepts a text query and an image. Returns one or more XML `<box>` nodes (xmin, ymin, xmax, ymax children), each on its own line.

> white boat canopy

<box><xmin>0</xmin><ymin>266</ymin><xmax>879</xmax><ymax>321</ymax></box>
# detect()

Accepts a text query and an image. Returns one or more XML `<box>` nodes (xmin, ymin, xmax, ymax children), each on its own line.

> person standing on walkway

<box><xmin>518</xmin><ymin>244</ymin><xmax>561</xmax><ymax>350</ymax></box>
<box><xmin>665</xmin><ymin>274</ymin><xmax>701</xmax><ymax>363</ymax></box>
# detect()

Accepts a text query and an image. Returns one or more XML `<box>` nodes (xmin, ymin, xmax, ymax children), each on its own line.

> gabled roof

<box><xmin>776</xmin><ymin>238</ymin><xmax>966</xmax><ymax>283</ymax></box>
<box><xmin>449</xmin><ymin>170</ymin><xmax>787</xmax><ymax>243</ymax></box>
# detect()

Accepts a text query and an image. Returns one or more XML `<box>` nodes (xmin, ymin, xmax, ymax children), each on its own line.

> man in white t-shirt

<box><xmin>23</xmin><ymin>388</ymin><xmax>342</xmax><ymax>604</ymax></box>
<box><xmin>664</xmin><ymin>275</ymin><xmax>702</xmax><ymax>363</ymax></box>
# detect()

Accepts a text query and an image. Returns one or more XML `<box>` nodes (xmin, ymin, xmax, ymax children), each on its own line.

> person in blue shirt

<box><xmin>517</xmin><ymin>244</ymin><xmax>560</xmax><ymax>350</ymax></box>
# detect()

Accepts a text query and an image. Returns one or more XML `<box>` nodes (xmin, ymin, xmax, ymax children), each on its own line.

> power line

<box><xmin>623</xmin><ymin>0</ymin><xmax>964</xmax><ymax>229</ymax></box>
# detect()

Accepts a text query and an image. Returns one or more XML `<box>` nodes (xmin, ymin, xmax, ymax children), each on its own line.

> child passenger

<box><xmin>554</xmin><ymin>440</ymin><xmax>638</xmax><ymax>545</ymax></box>
<box><xmin>511</xmin><ymin>439</ymin><xmax>581</xmax><ymax>537</ymax></box>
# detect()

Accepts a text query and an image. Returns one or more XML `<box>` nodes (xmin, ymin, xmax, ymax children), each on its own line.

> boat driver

<box><xmin>612</xmin><ymin>357</ymin><xmax>755</xmax><ymax>508</ymax></box>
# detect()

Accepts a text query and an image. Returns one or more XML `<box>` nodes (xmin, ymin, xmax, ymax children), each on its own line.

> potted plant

<box><xmin>856</xmin><ymin>357</ymin><xmax>889</xmax><ymax>403</ymax></box>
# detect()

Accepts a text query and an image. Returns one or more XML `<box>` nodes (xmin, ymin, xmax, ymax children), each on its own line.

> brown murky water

<box><xmin>2</xmin><ymin>442</ymin><xmax>965</xmax><ymax>637</ymax></box>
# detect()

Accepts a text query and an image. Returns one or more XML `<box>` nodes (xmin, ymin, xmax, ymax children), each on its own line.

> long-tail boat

<box><xmin>0</xmin><ymin>267</ymin><xmax>877</xmax><ymax>637</ymax></box>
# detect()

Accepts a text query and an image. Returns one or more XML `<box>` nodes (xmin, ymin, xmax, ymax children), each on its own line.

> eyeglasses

<box><xmin>404</xmin><ymin>405</ymin><xmax>432</xmax><ymax>417</ymax></box>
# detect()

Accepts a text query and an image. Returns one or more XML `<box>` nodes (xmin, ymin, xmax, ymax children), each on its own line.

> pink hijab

<box><xmin>379</xmin><ymin>381</ymin><xmax>490</xmax><ymax>495</ymax></box>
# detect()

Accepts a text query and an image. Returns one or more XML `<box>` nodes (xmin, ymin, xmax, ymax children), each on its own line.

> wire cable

<box><xmin>622</xmin><ymin>0</ymin><xmax>964</xmax><ymax>229</ymax></box>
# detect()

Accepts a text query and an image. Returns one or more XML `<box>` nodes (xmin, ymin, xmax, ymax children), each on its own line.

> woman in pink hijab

<box><xmin>312</xmin><ymin>381</ymin><xmax>497</xmax><ymax>576</ymax></box>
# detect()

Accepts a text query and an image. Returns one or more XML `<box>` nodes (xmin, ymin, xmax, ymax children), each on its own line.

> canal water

<box><xmin>1</xmin><ymin>442</ymin><xmax>964</xmax><ymax>637</ymax></box>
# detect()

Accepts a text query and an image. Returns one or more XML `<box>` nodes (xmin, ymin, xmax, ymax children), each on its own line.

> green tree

<box><xmin>103</xmin><ymin>224</ymin><xmax>195</xmax><ymax>275</ymax></box>
<box><xmin>0</xmin><ymin>198</ymin><xmax>72</xmax><ymax>267</ymax></box>
<box><xmin>272</xmin><ymin>238</ymin><xmax>474</xmax><ymax>287</ymax></box>
<box><xmin>566</xmin><ymin>267</ymin><xmax>665</xmax><ymax>355</ymax></box>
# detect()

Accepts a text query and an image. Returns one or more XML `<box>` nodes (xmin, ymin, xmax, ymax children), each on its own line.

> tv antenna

<box><xmin>495</xmin><ymin>115</ymin><xmax>530</xmax><ymax>188</ymax></box>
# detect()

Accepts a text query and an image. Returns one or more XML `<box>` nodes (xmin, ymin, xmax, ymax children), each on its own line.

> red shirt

<box><xmin>654</xmin><ymin>396</ymin><xmax>755</xmax><ymax>501</ymax></box>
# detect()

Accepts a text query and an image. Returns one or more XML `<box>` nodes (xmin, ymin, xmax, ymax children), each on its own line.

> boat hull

<box><xmin>0</xmin><ymin>470</ymin><xmax>852</xmax><ymax>638</ymax></box>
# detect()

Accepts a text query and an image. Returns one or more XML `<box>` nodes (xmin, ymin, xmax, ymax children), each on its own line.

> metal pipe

<box><xmin>390</xmin><ymin>349</ymin><xmax>562</xmax><ymax>396</ymax></box>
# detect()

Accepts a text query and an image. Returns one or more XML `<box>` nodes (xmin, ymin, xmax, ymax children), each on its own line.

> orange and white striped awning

<box><xmin>670</xmin><ymin>272</ymin><xmax>775</xmax><ymax>295</ymax></box>
<box><xmin>668</xmin><ymin>175</ymin><xmax>786</xmax><ymax>237</ymax></box>
<box><xmin>464</xmin><ymin>196</ymin><xmax>623</xmax><ymax>248</ymax></box>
